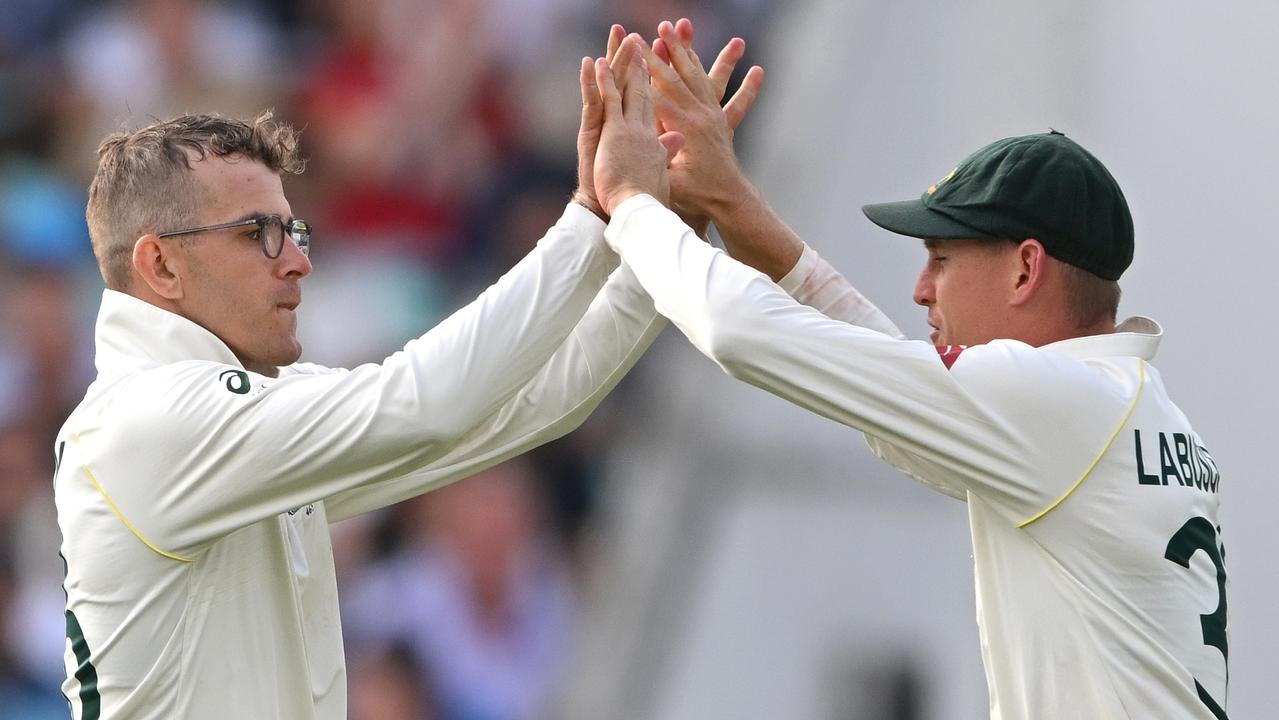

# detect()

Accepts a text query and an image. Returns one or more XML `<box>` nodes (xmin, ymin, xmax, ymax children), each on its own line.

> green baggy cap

<box><xmin>862</xmin><ymin>131</ymin><xmax>1133</xmax><ymax>280</ymax></box>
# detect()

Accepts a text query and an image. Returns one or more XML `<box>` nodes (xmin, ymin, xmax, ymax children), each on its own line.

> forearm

<box><xmin>403</xmin><ymin>202</ymin><xmax>618</xmax><ymax>431</ymax></box>
<box><xmin>326</xmin><ymin>264</ymin><xmax>665</xmax><ymax>521</ymax></box>
<box><xmin>703</xmin><ymin>177</ymin><xmax>904</xmax><ymax>337</ymax></box>
<box><xmin>92</xmin><ymin>204</ymin><xmax>620</xmax><ymax>552</ymax></box>
<box><xmin>605</xmin><ymin>194</ymin><xmax>791</xmax><ymax>364</ymax></box>
<box><xmin>777</xmin><ymin>245</ymin><xmax>906</xmax><ymax>339</ymax></box>
<box><xmin>603</xmin><ymin>196</ymin><xmax>1043</xmax><ymax>512</ymax></box>
<box><xmin>704</xmin><ymin>176</ymin><xmax>804</xmax><ymax>282</ymax></box>
<box><xmin>606</xmin><ymin>195</ymin><xmax>899</xmax><ymax>378</ymax></box>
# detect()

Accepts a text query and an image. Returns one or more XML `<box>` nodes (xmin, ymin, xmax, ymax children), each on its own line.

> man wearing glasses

<box><xmin>51</xmin><ymin>32</ymin><xmax>729</xmax><ymax>718</ymax></box>
<box><xmin>57</xmin><ymin>108</ymin><xmax>655</xmax><ymax>718</ymax></box>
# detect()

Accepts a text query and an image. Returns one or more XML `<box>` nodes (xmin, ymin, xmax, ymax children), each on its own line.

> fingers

<box><xmin>614</xmin><ymin>37</ymin><xmax>648</xmax><ymax>119</ymax></box>
<box><xmin>707</xmin><ymin>37</ymin><xmax>746</xmax><ymax>103</ymax></box>
<box><xmin>652</xmin><ymin>17</ymin><xmax>690</xmax><ymax>64</ymax></box>
<box><xmin>646</xmin><ymin>18</ymin><xmax>761</xmax><ymax>135</ymax></box>
<box><xmin>675</xmin><ymin>17</ymin><xmax>694</xmax><ymax>45</ymax></box>
<box><xmin>577</xmin><ymin>56</ymin><xmax>604</xmax><ymax>213</ymax></box>
<box><xmin>675</xmin><ymin>19</ymin><xmax>701</xmax><ymax>69</ymax></box>
<box><xmin>632</xmin><ymin>52</ymin><xmax>656</xmax><ymax>130</ymax></box>
<box><xmin>652</xmin><ymin>37</ymin><xmax>671</xmax><ymax>65</ymax></box>
<box><xmin>724</xmin><ymin>65</ymin><xmax>764</xmax><ymax>131</ymax></box>
<box><xmin>657</xmin><ymin>20</ymin><xmax>712</xmax><ymax>102</ymax></box>
<box><xmin>605</xmin><ymin>23</ymin><xmax>625</xmax><ymax>64</ymax></box>
<box><xmin>594</xmin><ymin>57</ymin><xmax>623</xmax><ymax>124</ymax></box>
<box><xmin>580</xmin><ymin>56</ymin><xmax>601</xmax><ymax>118</ymax></box>
<box><xmin>610</xmin><ymin>34</ymin><xmax>637</xmax><ymax>91</ymax></box>
<box><xmin>639</xmin><ymin>56</ymin><xmax>657</xmax><ymax>131</ymax></box>
<box><xmin>645</xmin><ymin>43</ymin><xmax>698</xmax><ymax>107</ymax></box>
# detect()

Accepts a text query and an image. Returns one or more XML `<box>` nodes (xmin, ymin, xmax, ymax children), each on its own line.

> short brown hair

<box><xmin>1059</xmin><ymin>261</ymin><xmax>1121</xmax><ymax>328</ymax></box>
<box><xmin>86</xmin><ymin>111</ymin><xmax>306</xmax><ymax>290</ymax></box>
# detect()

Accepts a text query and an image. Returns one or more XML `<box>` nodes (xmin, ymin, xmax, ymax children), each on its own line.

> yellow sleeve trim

<box><xmin>1017</xmin><ymin>360</ymin><xmax>1146</xmax><ymax>529</ymax></box>
<box><xmin>73</xmin><ymin>433</ymin><xmax>193</xmax><ymax>563</ymax></box>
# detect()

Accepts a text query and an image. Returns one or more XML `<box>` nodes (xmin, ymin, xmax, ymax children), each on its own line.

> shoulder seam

<box><xmin>72</xmin><ymin>433</ymin><xmax>194</xmax><ymax>563</ymax></box>
<box><xmin>1016</xmin><ymin>359</ymin><xmax>1147</xmax><ymax>528</ymax></box>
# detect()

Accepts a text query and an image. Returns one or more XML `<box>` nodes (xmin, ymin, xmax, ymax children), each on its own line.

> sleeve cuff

<box><xmin>561</xmin><ymin>200</ymin><xmax>609</xmax><ymax>252</ymax></box>
<box><xmin>777</xmin><ymin>243</ymin><xmax>818</xmax><ymax>295</ymax></box>
<box><xmin>603</xmin><ymin>193</ymin><xmax>666</xmax><ymax>253</ymax></box>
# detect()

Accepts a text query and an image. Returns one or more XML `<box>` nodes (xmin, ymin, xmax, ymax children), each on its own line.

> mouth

<box><xmin>276</xmin><ymin>289</ymin><xmax>302</xmax><ymax>312</ymax></box>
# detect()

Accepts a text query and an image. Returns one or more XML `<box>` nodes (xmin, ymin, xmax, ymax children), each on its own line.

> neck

<box><xmin>241</xmin><ymin>357</ymin><xmax>280</xmax><ymax>378</ymax></box>
<box><xmin>1025</xmin><ymin>319</ymin><xmax>1116</xmax><ymax>347</ymax></box>
<box><xmin>122</xmin><ymin>281</ymin><xmax>182</xmax><ymax>317</ymax></box>
<box><xmin>122</xmin><ymin>282</ymin><xmax>281</xmax><ymax>377</ymax></box>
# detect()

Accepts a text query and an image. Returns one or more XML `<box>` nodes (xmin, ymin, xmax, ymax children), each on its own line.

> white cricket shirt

<box><xmin>606</xmin><ymin>195</ymin><xmax>1228</xmax><ymax>719</ymax></box>
<box><xmin>55</xmin><ymin>204</ymin><xmax>666</xmax><ymax>719</ymax></box>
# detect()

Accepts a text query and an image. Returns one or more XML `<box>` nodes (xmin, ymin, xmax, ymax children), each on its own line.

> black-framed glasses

<box><xmin>156</xmin><ymin>215</ymin><xmax>312</xmax><ymax>259</ymax></box>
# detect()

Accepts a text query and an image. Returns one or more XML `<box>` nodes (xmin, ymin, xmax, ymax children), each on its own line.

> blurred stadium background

<box><xmin>0</xmin><ymin>1</ymin><xmax>1274</xmax><ymax>718</ymax></box>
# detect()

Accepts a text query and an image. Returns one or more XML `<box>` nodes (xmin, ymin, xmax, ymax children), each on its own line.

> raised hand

<box><xmin>648</xmin><ymin>19</ymin><xmax>764</xmax><ymax>233</ymax></box>
<box><xmin>592</xmin><ymin>35</ymin><xmax>684</xmax><ymax>216</ymax></box>
<box><xmin>646</xmin><ymin>19</ymin><xmax>803</xmax><ymax>281</ymax></box>
<box><xmin>572</xmin><ymin>24</ymin><xmax>629</xmax><ymax>220</ymax></box>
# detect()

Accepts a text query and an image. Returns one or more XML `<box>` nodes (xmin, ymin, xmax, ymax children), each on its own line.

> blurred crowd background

<box><xmin>0</xmin><ymin>0</ymin><xmax>774</xmax><ymax>718</ymax></box>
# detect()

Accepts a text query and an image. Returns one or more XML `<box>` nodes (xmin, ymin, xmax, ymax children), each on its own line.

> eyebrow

<box><xmin>230</xmin><ymin>212</ymin><xmax>296</xmax><ymax>225</ymax></box>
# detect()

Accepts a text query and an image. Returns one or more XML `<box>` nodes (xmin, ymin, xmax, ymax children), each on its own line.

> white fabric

<box><xmin>777</xmin><ymin>243</ymin><xmax>906</xmax><ymax>340</ymax></box>
<box><xmin>55</xmin><ymin>203</ymin><xmax>666</xmax><ymax>719</ymax></box>
<box><xmin>607</xmin><ymin>194</ymin><xmax>1228</xmax><ymax>719</ymax></box>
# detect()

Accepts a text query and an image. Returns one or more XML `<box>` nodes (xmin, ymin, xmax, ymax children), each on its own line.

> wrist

<box><xmin>702</xmin><ymin>170</ymin><xmax>757</xmax><ymax>226</ymax></box>
<box><xmin>602</xmin><ymin>186</ymin><xmax>650</xmax><ymax>216</ymax></box>
<box><xmin>675</xmin><ymin>207</ymin><xmax>711</xmax><ymax>239</ymax></box>
<box><xmin>689</xmin><ymin>217</ymin><xmax>711</xmax><ymax>240</ymax></box>
<box><xmin>571</xmin><ymin>190</ymin><xmax>608</xmax><ymax>222</ymax></box>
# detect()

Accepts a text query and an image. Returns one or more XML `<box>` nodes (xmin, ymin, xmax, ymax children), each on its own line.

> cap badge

<box><xmin>926</xmin><ymin>166</ymin><xmax>958</xmax><ymax>195</ymax></box>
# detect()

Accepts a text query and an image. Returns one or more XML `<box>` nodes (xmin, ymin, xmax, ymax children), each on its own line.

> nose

<box><xmin>275</xmin><ymin>235</ymin><xmax>312</xmax><ymax>279</ymax></box>
<box><xmin>913</xmin><ymin>264</ymin><xmax>934</xmax><ymax>307</ymax></box>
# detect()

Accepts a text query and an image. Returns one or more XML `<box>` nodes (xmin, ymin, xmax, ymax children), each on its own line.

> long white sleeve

<box><xmin>322</xmin><ymin>261</ymin><xmax>663</xmax><ymax>521</ymax></box>
<box><xmin>604</xmin><ymin>194</ymin><xmax>1139</xmax><ymax>518</ymax></box>
<box><xmin>72</xmin><ymin>204</ymin><xmax>632</xmax><ymax>555</ymax></box>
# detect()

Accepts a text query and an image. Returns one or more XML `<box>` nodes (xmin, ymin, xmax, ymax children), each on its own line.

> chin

<box><xmin>248</xmin><ymin>343</ymin><xmax>303</xmax><ymax>376</ymax></box>
<box><xmin>276</xmin><ymin>340</ymin><xmax>304</xmax><ymax>367</ymax></box>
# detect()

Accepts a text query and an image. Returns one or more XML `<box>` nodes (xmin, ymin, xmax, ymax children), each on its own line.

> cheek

<box><xmin>933</xmin><ymin>273</ymin><xmax>961</xmax><ymax>310</ymax></box>
<box><xmin>201</xmin><ymin>274</ymin><xmax>276</xmax><ymax>340</ymax></box>
<box><xmin>934</xmin><ymin>272</ymin><xmax>980</xmax><ymax>321</ymax></box>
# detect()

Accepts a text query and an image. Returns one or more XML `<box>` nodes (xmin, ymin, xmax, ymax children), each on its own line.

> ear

<box><xmin>132</xmin><ymin>234</ymin><xmax>185</xmax><ymax>300</ymax></box>
<box><xmin>1009</xmin><ymin>238</ymin><xmax>1049</xmax><ymax>306</ymax></box>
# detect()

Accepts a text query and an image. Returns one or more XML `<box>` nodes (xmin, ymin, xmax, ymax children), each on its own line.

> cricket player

<box><xmin>52</xmin><ymin>32</ymin><xmax>758</xmax><ymax>719</ymax></box>
<box><xmin>589</xmin><ymin>22</ymin><xmax>1229</xmax><ymax>719</ymax></box>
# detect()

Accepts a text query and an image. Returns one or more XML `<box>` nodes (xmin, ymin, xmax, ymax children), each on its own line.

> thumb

<box><xmin>658</xmin><ymin>130</ymin><xmax>686</xmax><ymax>165</ymax></box>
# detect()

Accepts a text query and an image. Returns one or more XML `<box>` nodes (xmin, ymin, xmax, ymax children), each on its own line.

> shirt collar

<box><xmin>1040</xmin><ymin>315</ymin><xmax>1163</xmax><ymax>361</ymax></box>
<box><xmin>94</xmin><ymin>289</ymin><xmax>244</xmax><ymax>375</ymax></box>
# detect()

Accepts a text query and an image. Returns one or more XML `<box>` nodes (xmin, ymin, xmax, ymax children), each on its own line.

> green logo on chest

<box><xmin>218</xmin><ymin>369</ymin><xmax>251</xmax><ymax>395</ymax></box>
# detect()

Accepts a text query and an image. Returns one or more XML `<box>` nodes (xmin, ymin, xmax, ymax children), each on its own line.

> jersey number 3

<box><xmin>1164</xmin><ymin>516</ymin><xmax>1228</xmax><ymax>719</ymax></box>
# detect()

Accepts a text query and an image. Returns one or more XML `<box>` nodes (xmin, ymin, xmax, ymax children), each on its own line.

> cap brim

<box><xmin>861</xmin><ymin>199</ymin><xmax>997</xmax><ymax>241</ymax></box>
